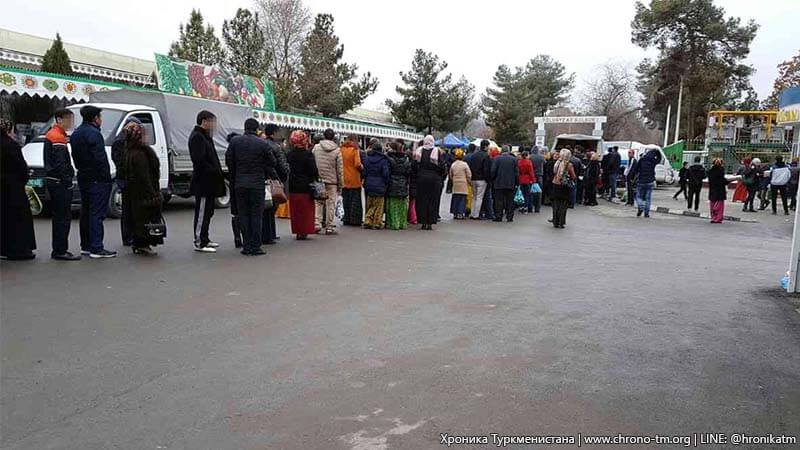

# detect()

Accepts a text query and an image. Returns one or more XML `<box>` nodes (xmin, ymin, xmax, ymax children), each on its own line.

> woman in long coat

<box><xmin>549</xmin><ymin>149</ymin><xmax>576</xmax><ymax>229</ymax></box>
<box><xmin>449</xmin><ymin>149</ymin><xmax>472</xmax><ymax>219</ymax></box>
<box><xmin>707</xmin><ymin>158</ymin><xmax>732</xmax><ymax>224</ymax></box>
<box><xmin>286</xmin><ymin>130</ymin><xmax>319</xmax><ymax>240</ymax></box>
<box><xmin>124</xmin><ymin>121</ymin><xmax>164</xmax><ymax>255</ymax></box>
<box><xmin>385</xmin><ymin>142</ymin><xmax>411</xmax><ymax>230</ymax></box>
<box><xmin>0</xmin><ymin>119</ymin><xmax>36</xmax><ymax>260</ymax></box>
<box><xmin>413</xmin><ymin>135</ymin><xmax>446</xmax><ymax>230</ymax></box>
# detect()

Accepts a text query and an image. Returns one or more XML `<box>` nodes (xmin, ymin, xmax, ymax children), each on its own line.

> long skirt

<box><xmin>289</xmin><ymin>193</ymin><xmax>315</xmax><ymax>235</ymax></box>
<box><xmin>416</xmin><ymin>175</ymin><xmax>442</xmax><ymax>225</ymax></box>
<box><xmin>342</xmin><ymin>187</ymin><xmax>363</xmax><ymax>226</ymax></box>
<box><xmin>407</xmin><ymin>198</ymin><xmax>417</xmax><ymax>224</ymax></box>
<box><xmin>385</xmin><ymin>197</ymin><xmax>408</xmax><ymax>230</ymax></box>
<box><xmin>466</xmin><ymin>184</ymin><xmax>473</xmax><ymax>215</ymax></box>
<box><xmin>450</xmin><ymin>193</ymin><xmax>467</xmax><ymax>217</ymax></box>
<box><xmin>0</xmin><ymin>183</ymin><xmax>36</xmax><ymax>257</ymax></box>
<box><xmin>732</xmin><ymin>182</ymin><xmax>748</xmax><ymax>203</ymax></box>
<box><xmin>364</xmin><ymin>195</ymin><xmax>385</xmax><ymax>228</ymax></box>
<box><xmin>710</xmin><ymin>200</ymin><xmax>725</xmax><ymax>223</ymax></box>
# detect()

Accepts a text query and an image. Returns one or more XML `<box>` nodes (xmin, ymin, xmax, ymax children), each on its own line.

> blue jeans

<box><xmin>636</xmin><ymin>182</ymin><xmax>655</xmax><ymax>213</ymax></box>
<box><xmin>79</xmin><ymin>181</ymin><xmax>111</xmax><ymax>253</ymax></box>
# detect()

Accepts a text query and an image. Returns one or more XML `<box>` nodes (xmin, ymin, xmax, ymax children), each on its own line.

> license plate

<box><xmin>27</xmin><ymin>178</ymin><xmax>44</xmax><ymax>188</ymax></box>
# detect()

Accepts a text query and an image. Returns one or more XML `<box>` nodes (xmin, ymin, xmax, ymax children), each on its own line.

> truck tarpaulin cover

<box><xmin>90</xmin><ymin>90</ymin><xmax>251</xmax><ymax>168</ymax></box>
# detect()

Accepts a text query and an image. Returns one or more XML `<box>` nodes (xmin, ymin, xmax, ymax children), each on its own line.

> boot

<box><xmin>232</xmin><ymin>216</ymin><xmax>242</xmax><ymax>248</ymax></box>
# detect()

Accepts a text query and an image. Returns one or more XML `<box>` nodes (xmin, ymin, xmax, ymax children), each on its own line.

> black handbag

<box><xmin>145</xmin><ymin>215</ymin><xmax>167</xmax><ymax>239</ymax></box>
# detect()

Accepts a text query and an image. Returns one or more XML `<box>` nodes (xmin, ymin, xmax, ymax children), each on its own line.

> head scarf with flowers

<box><xmin>289</xmin><ymin>130</ymin><xmax>309</xmax><ymax>150</ymax></box>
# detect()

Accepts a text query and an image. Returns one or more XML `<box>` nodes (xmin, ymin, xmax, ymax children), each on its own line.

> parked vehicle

<box><xmin>552</xmin><ymin>134</ymin><xmax>603</xmax><ymax>153</ymax></box>
<box><xmin>21</xmin><ymin>90</ymin><xmax>249</xmax><ymax>216</ymax></box>
<box><xmin>603</xmin><ymin>141</ymin><xmax>676</xmax><ymax>185</ymax></box>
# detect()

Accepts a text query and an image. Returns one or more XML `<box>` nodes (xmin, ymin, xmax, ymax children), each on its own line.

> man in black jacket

<box><xmin>687</xmin><ymin>156</ymin><xmax>707</xmax><ymax>212</ymax></box>
<box><xmin>606</xmin><ymin>146</ymin><xmax>621</xmax><ymax>202</ymax></box>
<box><xmin>468</xmin><ymin>140</ymin><xmax>492</xmax><ymax>219</ymax></box>
<box><xmin>189</xmin><ymin>110</ymin><xmax>225</xmax><ymax>253</ymax></box>
<box><xmin>225</xmin><ymin>119</ymin><xmax>276</xmax><ymax>255</ymax></box>
<box><xmin>490</xmin><ymin>146</ymin><xmax>519</xmax><ymax>222</ymax></box>
<box><xmin>262</xmin><ymin>124</ymin><xmax>289</xmax><ymax>245</ymax></box>
<box><xmin>624</xmin><ymin>149</ymin><xmax>638</xmax><ymax>206</ymax></box>
<box><xmin>44</xmin><ymin>108</ymin><xmax>80</xmax><ymax>260</ymax></box>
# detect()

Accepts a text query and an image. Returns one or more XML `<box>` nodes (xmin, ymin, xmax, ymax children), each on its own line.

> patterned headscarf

<box><xmin>289</xmin><ymin>130</ymin><xmax>309</xmax><ymax>149</ymax></box>
<box><xmin>454</xmin><ymin>148</ymin><xmax>464</xmax><ymax>160</ymax></box>
<box><xmin>122</xmin><ymin>120</ymin><xmax>143</xmax><ymax>145</ymax></box>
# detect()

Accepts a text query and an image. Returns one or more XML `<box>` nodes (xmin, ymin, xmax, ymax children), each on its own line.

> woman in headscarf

<box><xmin>0</xmin><ymin>118</ymin><xmax>36</xmax><ymax>260</ymax></box>
<box><xmin>449</xmin><ymin>148</ymin><xmax>471</xmax><ymax>219</ymax></box>
<box><xmin>340</xmin><ymin>136</ymin><xmax>364</xmax><ymax>226</ymax></box>
<box><xmin>385</xmin><ymin>142</ymin><xmax>411</xmax><ymax>230</ymax></box>
<box><xmin>111</xmin><ymin>116</ymin><xmax>142</xmax><ymax>247</ymax></box>
<box><xmin>549</xmin><ymin>148</ymin><xmax>576</xmax><ymax>229</ymax></box>
<box><xmin>286</xmin><ymin>130</ymin><xmax>319</xmax><ymax>240</ymax></box>
<box><xmin>413</xmin><ymin>135</ymin><xmax>446</xmax><ymax>230</ymax></box>
<box><xmin>708</xmin><ymin>158</ymin><xmax>732</xmax><ymax>223</ymax></box>
<box><xmin>362</xmin><ymin>141</ymin><xmax>391</xmax><ymax>229</ymax></box>
<box><xmin>407</xmin><ymin>144</ymin><xmax>418</xmax><ymax>225</ymax></box>
<box><xmin>124</xmin><ymin>121</ymin><xmax>164</xmax><ymax>255</ymax></box>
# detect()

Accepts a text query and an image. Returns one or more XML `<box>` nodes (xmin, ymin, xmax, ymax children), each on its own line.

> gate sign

<box><xmin>534</xmin><ymin>116</ymin><xmax>607</xmax><ymax>125</ymax></box>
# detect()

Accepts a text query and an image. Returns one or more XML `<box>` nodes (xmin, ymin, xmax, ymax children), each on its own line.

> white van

<box><xmin>603</xmin><ymin>141</ymin><xmax>676</xmax><ymax>185</ymax></box>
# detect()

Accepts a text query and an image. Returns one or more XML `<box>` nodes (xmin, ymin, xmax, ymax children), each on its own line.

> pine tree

<box><xmin>296</xmin><ymin>14</ymin><xmax>377</xmax><ymax>117</ymax></box>
<box><xmin>169</xmin><ymin>9</ymin><xmax>225</xmax><ymax>66</ymax></box>
<box><xmin>386</xmin><ymin>50</ymin><xmax>452</xmax><ymax>134</ymax></box>
<box><xmin>40</xmin><ymin>33</ymin><xmax>73</xmax><ymax>75</ymax></box>
<box><xmin>765</xmin><ymin>50</ymin><xmax>800</xmax><ymax>109</ymax></box>
<box><xmin>222</xmin><ymin>8</ymin><xmax>271</xmax><ymax>77</ymax></box>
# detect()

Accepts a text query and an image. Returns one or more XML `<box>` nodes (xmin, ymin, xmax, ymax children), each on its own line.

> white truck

<box><xmin>22</xmin><ymin>89</ymin><xmax>250</xmax><ymax>216</ymax></box>
<box><xmin>603</xmin><ymin>141</ymin><xmax>676</xmax><ymax>185</ymax></box>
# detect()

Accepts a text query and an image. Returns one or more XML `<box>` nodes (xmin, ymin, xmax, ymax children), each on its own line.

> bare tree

<box><xmin>578</xmin><ymin>62</ymin><xmax>642</xmax><ymax>140</ymax></box>
<box><xmin>256</xmin><ymin>0</ymin><xmax>311</xmax><ymax>110</ymax></box>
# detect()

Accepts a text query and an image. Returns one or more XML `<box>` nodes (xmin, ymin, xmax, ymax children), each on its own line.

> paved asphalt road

<box><xmin>2</xmin><ymin>196</ymin><xmax>799</xmax><ymax>449</ymax></box>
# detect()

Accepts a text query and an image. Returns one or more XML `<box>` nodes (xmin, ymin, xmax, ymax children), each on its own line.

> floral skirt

<box><xmin>385</xmin><ymin>197</ymin><xmax>408</xmax><ymax>230</ymax></box>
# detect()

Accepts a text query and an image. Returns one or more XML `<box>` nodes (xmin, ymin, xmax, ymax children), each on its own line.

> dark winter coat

<box><xmin>188</xmin><ymin>126</ymin><xmax>225</xmax><ymax>197</ymax></box>
<box><xmin>286</xmin><ymin>148</ymin><xmax>319</xmax><ymax>194</ymax></box>
<box><xmin>125</xmin><ymin>142</ymin><xmax>163</xmax><ymax>245</ymax></box>
<box><xmin>688</xmin><ymin>164</ymin><xmax>707</xmax><ymax>188</ymax></box>
<box><xmin>707</xmin><ymin>165</ymin><xmax>729</xmax><ymax>201</ymax></box>
<box><xmin>490</xmin><ymin>152</ymin><xmax>519</xmax><ymax>190</ymax></box>
<box><xmin>71</xmin><ymin>121</ymin><xmax>111</xmax><ymax>184</ymax></box>
<box><xmin>678</xmin><ymin>166</ymin><xmax>689</xmax><ymax>184</ymax></box>
<box><xmin>362</xmin><ymin>149</ymin><xmax>391</xmax><ymax>196</ymax></box>
<box><xmin>531</xmin><ymin>152</ymin><xmax>545</xmax><ymax>180</ymax></box>
<box><xmin>584</xmin><ymin>160</ymin><xmax>601</xmax><ymax>184</ymax></box>
<box><xmin>225</xmin><ymin>131</ymin><xmax>276</xmax><ymax>190</ymax></box>
<box><xmin>1</xmin><ymin>133</ymin><xmax>36</xmax><ymax>257</ymax></box>
<box><xmin>44</xmin><ymin>125</ymin><xmax>74</xmax><ymax>184</ymax></box>
<box><xmin>631</xmin><ymin>149</ymin><xmax>662</xmax><ymax>184</ymax></box>
<box><xmin>607</xmin><ymin>151</ymin><xmax>621</xmax><ymax>173</ymax></box>
<box><xmin>468</xmin><ymin>149</ymin><xmax>491</xmax><ymax>181</ymax></box>
<box><xmin>387</xmin><ymin>152</ymin><xmax>411</xmax><ymax>198</ymax></box>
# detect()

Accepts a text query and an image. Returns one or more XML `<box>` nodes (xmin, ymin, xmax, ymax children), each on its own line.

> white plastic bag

<box><xmin>335</xmin><ymin>195</ymin><xmax>344</xmax><ymax>221</ymax></box>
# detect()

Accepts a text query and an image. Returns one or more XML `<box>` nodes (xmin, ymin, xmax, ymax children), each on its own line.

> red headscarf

<box><xmin>289</xmin><ymin>130</ymin><xmax>309</xmax><ymax>149</ymax></box>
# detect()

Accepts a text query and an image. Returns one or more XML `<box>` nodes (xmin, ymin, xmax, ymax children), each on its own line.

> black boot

<box><xmin>232</xmin><ymin>216</ymin><xmax>242</xmax><ymax>248</ymax></box>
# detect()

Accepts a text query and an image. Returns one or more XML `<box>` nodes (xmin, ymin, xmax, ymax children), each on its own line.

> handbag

<box><xmin>310</xmin><ymin>181</ymin><xmax>328</xmax><ymax>200</ymax></box>
<box><xmin>145</xmin><ymin>215</ymin><xmax>167</xmax><ymax>239</ymax></box>
<box><xmin>269</xmin><ymin>179</ymin><xmax>287</xmax><ymax>204</ymax></box>
<box><xmin>264</xmin><ymin>182</ymin><xmax>274</xmax><ymax>210</ymax></box>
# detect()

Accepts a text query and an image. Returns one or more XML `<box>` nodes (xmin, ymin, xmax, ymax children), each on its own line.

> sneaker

<box><xmin>89</xmin><ymin>249</ymin><xmax>117</xmax><ymax>259</ymax></box>
<box><xmin>194</xmin><ymin>246</ymin><xmax>217</xmax><ymax>253</ymax></box>
<box><xmin>207</xmin><ymin>241</ymin><xmax>220</xmax><ymax>248</ymax></box>
<box><xmin>133</xmin><ymin>246</ymin><xmax>157</xmax><ymax>256</ymax></box>
<box><xmin>325</xmin><ymin>228</ymin><xmax>338</xmax><ymax>235</ymax></box>
<box><xmin>80</xmin><ymin>249</ymin><xmax>90</xmax><ymax>256</ymax></box>
<box><xmin>52</xmin><ymin>252</ymin><xmax>81</xmax><ymax>261</ymax></box>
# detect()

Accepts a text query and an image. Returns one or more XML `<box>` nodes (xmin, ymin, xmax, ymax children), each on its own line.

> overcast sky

<box><xmin>2</xmin><ymin>0</ymin><xmax>796</xmax><ymax>111</ymax></box>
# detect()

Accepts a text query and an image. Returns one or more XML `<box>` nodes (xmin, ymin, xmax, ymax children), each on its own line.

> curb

<box><xmin>652</xmin><ymin>205</ymin><xmax>758</xmax><ymax>223</ymax></box>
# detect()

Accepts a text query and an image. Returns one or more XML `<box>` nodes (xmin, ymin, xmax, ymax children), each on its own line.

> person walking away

<box><xmin>530</xmin><ymin>146</ymin><xmax>545</xmax><ymax>212</ymax></box>
<box><xmin>111</xmin><ymin>116</ymin><xmax>142</xmax><ymax>247</ymax></box>
<box><xmin>673</xmin><ymin>161</ymin><xmax>689</xmax><ymax>200</ymax></box>
<box><xmin>757</xmin><ymin>159</ymin><xmax>771</xmax><ymax>210</ymax></box>
<box><xmin>543</xmin><ymin>151</ymin><xmax>556</xmax><ymax>206</ymax></box>
<box><xmin>468</xmin><ymin>139</ymin><xmax>491</xmax><ymax>219</ymax></box>
<box><xmin>226</xmin><ymin>119</ymin><xmax>276</xmax><ymax>255</ymax></box>
<box><xmin>491</xmin><ymin>146</ymin><xmax>520</xmax><ymax>222</ymax></box>
<box><xmin>624</xmin><ymin>149</ymin><xmax>638</xmax><ymax>206</ymax></box>
<box><xmin>123</xmin><ymin>120</ymin><xmax>164</xmax><ymax>255</ymax></box>
<box><xmin>687</xmin><ymin>156</ymin><xmax>706</xmax><ymax>212</ymax></box>
<box><xmin>549</xmin><ymin>149</ymin><xmax>576</xmax><ymax>229</ymax></box>
<box><xmin>583</xmin><ymin>152</ymin><xmax>601</xmax><ymax>206</ymax></box>
<box><xmin>741</xmin><ymin>158</ymin><xmax>759</xmax><ymax>212</ymax></box>
<box><xmin>286</xmin><ymin>130</ymin><xmax>318</xmax><ymax>240</ymax></box>
<box><xmin>707</xmin><ymin>158</ymin><xmax>732</xmax><ymax>223</ymax></box>
<box><xmin>518</xmin><ymin>151</ymin><xmax>535</xmax><ymax>214</ymax></box>
<box><xmin>770</xmin><ymin>156</ymin><xmax>791</xmax><ymax>215</ymax></box>
<box><xmin>569</xmin><ymin>151</ymin><xmax>584</xmax><ymax>208</ymax></box>
<box><xmin>0</xmin><ymin>119</ymin><xmax>36</xmax><ymax>260</ymax></box>
<box><xmin>312</xmin><ymin>128</ymin><xmax>342</xmax><ymax>234</ymax></box>
<box><xmin>630</xmin><ymin>146</ymin><xmax>661</xmax><ymax>218</ymax></box>
<box><xmin>414</xmin><ymin>135</ymin><xmax>447</xmax><ymax>230</ymax></box>
<box><xmin>600</xmin><ymin>148</ymin><xmax>612</xmax><ymax>197</ymax></box>
<box><xmin>71</xmin><ymin>106</ymin><xmax>115</xmax><ymax>258</ymax></box>
<box><xmin>189</xmin><ymin>110</ymin><xmax>226</xmax><ymax>253</ymax></box>
<box><xmin>449</xmin><ymin>148</ymin><xmax>472</xmax><ymax>219</ymax></box>
<box><xmin>44</xmin><ymin>109</ymin><xmax>80</xmax><ymax>260</ymax></box>
<box><xmin>340</xmin><ymin>136</ymin><xmax>363</xmax><ymax>226</ymax></box>
<box><xmin>262</xmin><ymin>124</ymin><xmax>289</xmax><ymax>244</ymax></box>
<box><xmin>386</xmin><ymin>142</ymin><xmax>411</xmax><ymax>229</ymax></box>
<box><xmin>606</xmin><ymin>146</ymin><xmax>621</xmax><ymax>202</ymax></box>
<box><xmin>225</xmin><ymin>132</ymin><xmax>243</xmax><ymax>248</ymax></box>
<box><xmin>362</xmin><ymin>141</ymin><xmax>391</xmax><ymax>229</ymax></box>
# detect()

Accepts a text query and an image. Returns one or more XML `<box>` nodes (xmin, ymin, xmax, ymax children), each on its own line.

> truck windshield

<box><xmin>64</xmin><ymin>107</ymin><xmax>126</xmax><ymax>144</ymax></box>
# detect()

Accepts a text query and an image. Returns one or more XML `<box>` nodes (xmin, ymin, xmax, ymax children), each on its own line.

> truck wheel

<box><xmin>214</xmin><ymin>181</ymin><xmax>231</xmax><ymax>209</ymax></box>
<box><xmin>108</xmin><ymin>183</ymin><xmax>123</xmax><ymax>219</ymax></box>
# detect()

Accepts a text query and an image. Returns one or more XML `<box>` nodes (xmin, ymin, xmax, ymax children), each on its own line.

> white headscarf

<box><xmin>414</xmin><ymin>135</ymin><xmax>439</xmax><ymax>162</ymax></box>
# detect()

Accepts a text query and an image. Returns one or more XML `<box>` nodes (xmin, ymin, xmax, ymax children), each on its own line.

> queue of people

<box><xmin>4</xmin><ymin>105</ymin><xmax>800</xmax><ymax>261</ymax></box>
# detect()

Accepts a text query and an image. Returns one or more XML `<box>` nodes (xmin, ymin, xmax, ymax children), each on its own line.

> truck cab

<box><xmin>603</xmin><ymin>141</ymin><xmax>676</xmax><ymax>185</ymax></box>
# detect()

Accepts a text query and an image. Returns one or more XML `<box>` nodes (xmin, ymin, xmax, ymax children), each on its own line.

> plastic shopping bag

<box><xmin>531</xmin><ymin>183</ymin><xmax>542</xmax><ymax>194</ymax></box>
<box><xmin>514</xmin><ymin>187</ymin><xmax>524</xmax><ymax>206</ymax></box>
<box><xmin>335</xmin><ymin>195</ymin><xmax>344</xmax><ymax>221</ymax></box>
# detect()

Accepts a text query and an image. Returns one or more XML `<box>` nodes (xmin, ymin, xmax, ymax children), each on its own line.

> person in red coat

<box><xmin>517</xmin><ymin>151</ymin><xmax>536</xmax><ymax>214</ymax></box>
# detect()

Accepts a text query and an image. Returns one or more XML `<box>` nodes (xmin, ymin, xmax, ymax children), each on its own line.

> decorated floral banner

<box><xmin>154</xmin><ymin>53</ymin><xmax>275</xmax><ymax>111</ymax></box>
<box><xmin>0</xmin><ymin>67</ymin><xmax>121</xmax><ymax>101</ymax></box>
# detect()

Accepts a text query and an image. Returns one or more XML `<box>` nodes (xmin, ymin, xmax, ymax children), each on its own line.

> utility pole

<box><xmin>673</xmin><ymin>76</ymin><xmax>684</xmax><ymax>144</ymax></box>
<box><xmin>663</xmin><ymin>103</ymin><xmax>672</xmax><ymax>147</ymax></box>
